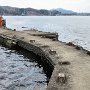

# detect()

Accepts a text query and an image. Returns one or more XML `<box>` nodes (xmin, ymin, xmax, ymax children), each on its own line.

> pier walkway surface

<box><xmin>0</xmin><ymin>29</ymin><xmax>90</xmax><ymax>90</ymax></box>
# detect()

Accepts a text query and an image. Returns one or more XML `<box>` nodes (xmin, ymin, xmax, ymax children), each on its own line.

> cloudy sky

<box><xmin>0</xmin><ymin>0</ymin><xmax>90</xmax><ymax>12</ymax></box>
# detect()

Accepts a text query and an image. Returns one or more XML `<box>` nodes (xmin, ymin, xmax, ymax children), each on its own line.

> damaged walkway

<box><xmin>0</xmin><ymin>29</ymin><xmax>90</xmax><ymax>90</ymax></box>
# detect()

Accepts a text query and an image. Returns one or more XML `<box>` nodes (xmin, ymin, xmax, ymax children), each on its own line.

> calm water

<box><xmin>0</xmin><ymin>45</ymin><xmax>47</xmax><ymax>90</ymax></box>
<box><xmin>3</xmin><ymin>16</ymin><xmax>90</xmax><ymax>51</ymax></box>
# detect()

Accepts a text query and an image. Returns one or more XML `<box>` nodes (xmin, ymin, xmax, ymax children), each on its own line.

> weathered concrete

<box><xmin>0</xmin><ymin>29</ymin><xmax>90</xmax><ymax>90</ymax></box>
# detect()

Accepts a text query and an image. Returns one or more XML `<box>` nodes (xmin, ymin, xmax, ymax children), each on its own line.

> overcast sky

<box><xmin>0</xmin><ymin>0</ymin><xmax>90</xmax><ymax>12</ymax></box>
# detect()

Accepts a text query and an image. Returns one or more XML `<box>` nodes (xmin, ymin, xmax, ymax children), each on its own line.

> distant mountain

<box><xmin>51</xmin><ymin>8</ymin><xmax>76</xmax><ymax>14</ymax></box>
<box><xmin>0</xmin><ymin>6</ymin><xmax>89</xmax><ymax>16</ymax></box>
<box><xmin>0</xmin><ymin>6</ymin><xmax>43</xmax><ymax>16</ymax></box>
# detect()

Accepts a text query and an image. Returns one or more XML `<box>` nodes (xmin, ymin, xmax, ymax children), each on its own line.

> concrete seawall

<box><xmin>17</xmin><ymin>39</ymin><xmax>55</xmax><ymax>68</ymax></box>
<box><xmin>0</xmin><ymin>29</ymin><xmax>90</xmax><ymax>90</ymax></box>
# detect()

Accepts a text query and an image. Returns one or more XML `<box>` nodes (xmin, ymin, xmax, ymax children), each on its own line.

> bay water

<box><xmin>4</xmin><ymin>16</ymin><xmax>90</xmax><ymax>51</ymax></box>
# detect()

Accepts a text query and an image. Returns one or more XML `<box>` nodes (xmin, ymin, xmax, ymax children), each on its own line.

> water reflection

<box><xmin>0</xmin><ymin>45</ymin><xmax>48</xmax><ymax>90</ymax></box>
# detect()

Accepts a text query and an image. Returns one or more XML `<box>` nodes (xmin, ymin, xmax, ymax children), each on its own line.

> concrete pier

<box><xmin>0</xmin><ymin>29</ymin><xmax>90</xmax><ymax>90</ymax></box>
